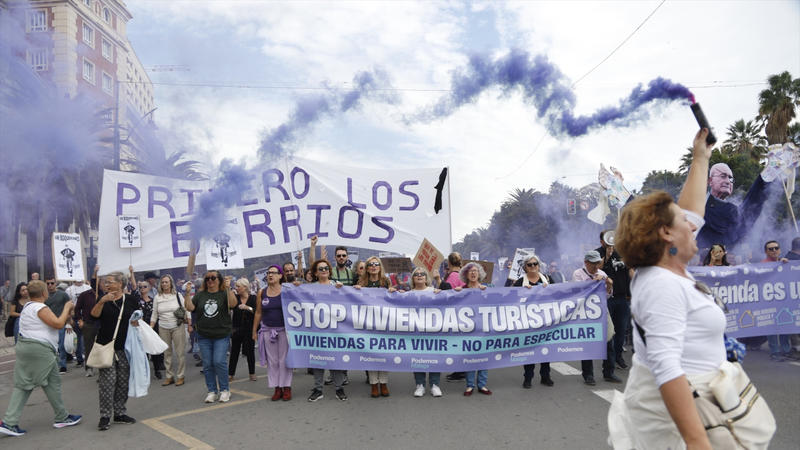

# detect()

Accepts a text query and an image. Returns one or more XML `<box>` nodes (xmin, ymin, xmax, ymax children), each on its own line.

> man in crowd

<box><xmin>547</xmin><ymin>261</ymin><xmax>566</xmax><ymax>284</ymax></box>
<box><xmin>74</xmin><ymin>283</ymin><xmax>100</xmax><ymax>377</ymax></box>
<box><xmin>596</xmin><ymin>230</ymin><xmax>632</xmax><ymax>369</ymax></box>
<box><xmin>65</xmin><ymin>280</ymin><xmax>91</xmax><ymax>367</ymax></box>
<box><xmin>30</xmin><ymin>273</ymin><xmax>40</xmax><ymax>280</ymax></box>
<box><xmin>784</xmin><ymin>237</ymin><xmax>800</xmax><ymax>260</ymax></box>
<box><xmin>45</xmin><ymin>278</ymin><xmax>72</xmax><ymax>373</ymax></box>
<box><xmin>142</xmin><ymin>272</ymin><xmax>165</xmax><ymax>378</ymax></box>
<box><xmin>572</xmin><ymin>251</ymin><xmax>619</xmax><ymax>385</ymax></box>
<box><xmin>331</xmin><ymin>246</ymin><xmax>355</xmax><ymax>286</ymax></box>
<box><xmin>761</xmin><ymin>240</ymin><xmax>797</xmax><ymax>362</ymax></box>
<box><xmin>283</xmin><ymin>262</ymin><xmax>297</xmax><ymax>283</ymax></box>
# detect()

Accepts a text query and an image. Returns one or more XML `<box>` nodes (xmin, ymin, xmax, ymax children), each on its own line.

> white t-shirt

<box><xmin>66</xmin><ymin>283</ymin><xmax>92</xmax><ymax>304</ymax></box>
<box><xmin>152</xmin><ymin>292</ymin><xmax>184</xmax><ymax>329</ymax></box>
<box><xmin>19</xmin><ymin>302</ymin><xmax>59</xmax><ymax>350</ymax></box>
<box><xmin>630</xmin><ymin>209</ymin><xmax>726</xmax><ymax>386</ymax></box>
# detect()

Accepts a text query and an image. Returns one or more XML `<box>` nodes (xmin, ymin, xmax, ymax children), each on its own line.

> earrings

<box><xmin>669</xmin><ymin>246</ymin><xmax>678</xmax><ymax>256</ymax></box>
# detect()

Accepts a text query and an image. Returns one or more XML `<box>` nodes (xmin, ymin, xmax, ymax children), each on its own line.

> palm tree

<box><xmin>723</xmin><ymin>119</ymin><xmax>767</xmax><ymax>161</ymax></box>
<box><xmin>119</xmin><ymin>122</ymin><xmax>208</xmax><ymax>181</ymax></box>
<box><xmin>758</xmin><ymin>71</ymin><xmax>800</xmax><ymax>144</ymax></box>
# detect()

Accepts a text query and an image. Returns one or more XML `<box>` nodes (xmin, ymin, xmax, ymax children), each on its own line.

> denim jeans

<box><xmin>608</xmin><ymin>296</ymin><xmax>630</xmax><ymax>361</ymax></box>
<box><xmin>413</xmin><ymin>372</ymin><xmax>441</xmax><ymax>386</ymax></box>
<box><xmin>767</xmin><ymin>335</ymin><xmax>791</xmax><ymax>355</ymax></box>
<box><xmin>198</xmin><ymin>336</ymin><xmax>230</xmax><ymax>393</ymax></box>
<box><xmin>465</xmin><ymin>370</ymin><xmax>488</xmax><ymax>389</ymax></box>
<box><xmin>57</xmin><ymin>328</ymin><xmax>67</xmax><ymax>369</ymax></box>
<box><xmin>73</xmin><ymin>324</ymin><xmax>85</xmax><ymax>364</ymax></box>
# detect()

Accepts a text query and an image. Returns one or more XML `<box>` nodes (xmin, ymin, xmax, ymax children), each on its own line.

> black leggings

<box><xmin>229</xmin><ymin>332</ymin><xmax>255</xmax><ymax>376</ymax></box>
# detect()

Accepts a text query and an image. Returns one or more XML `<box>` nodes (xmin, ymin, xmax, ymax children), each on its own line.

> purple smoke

<box><xmin>258</xmin><ymin>68</ymin><xmax>396</xmax><ymax>160</ymax></box>
<box><xmin>189</xmin><ymin>159</ymin><xmax>252</xmax><ymax>241</ymax></box>
<box><xmin>413</xmin><ymin>50</ymin><xmax>692</xmax><ymax>137</ymax></box>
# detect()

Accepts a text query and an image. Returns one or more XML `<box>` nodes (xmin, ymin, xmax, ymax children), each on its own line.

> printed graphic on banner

<box><xmin>347</xmin><ymin>251</ymin><xmax>359</xmax><ymax>268</ymax></box>
<box><xmin>412</xmin><ymin>238</ymin><xmax>444</xmax><ymax>277</ymax></box>
<box><xmin>52</xmin><ymin>233</ymin><xmax>85</xmax><ymax>281</ymax></box>
<box><xmin>204</xmin><ymin>220</ymin><xmax>245</xmax><ymax>270</ymax></box>
<box><xmin>470</xmin><ymin>252</ymin><xmax>479</xmax><ymax>261</ymax></box>
<box><xmin>380</xmin><ymin>257</ymin><xmax>413</xmax><ymax>274</ymax></box>
<box><xmin>509</xmin><ymin>248</ymin><xmax>536</xmax><ymax>281</ymax></box>
<box><xmin>689</xmin><ymin>261</ymin><xmax>800</xmax><ymax>338</ymax></box>
<box><xmin>97</xmin><ymin>158</ymin><xmax>452</xmax><ymax>273</ymax></box>
<box><xmin>281</xmin><ymin>281</ymin><xmax>607</xmax><ymax>372</ymax></box>
<box><xmin>254</xmin><ymin>267</ymin><xmax>271</xmax><ymax>288</ymax></box>
<box><xmin>118</xmin><ymin>215</ymin><xmax>141</xmax><ymax>248</ymax></box>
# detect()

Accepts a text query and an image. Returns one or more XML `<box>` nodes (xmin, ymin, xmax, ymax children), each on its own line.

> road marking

<box><xmin>0</xmin><ymin>359</ymin><xmax>15</xmax><ymax>365</ymax></box>
<box><xmin>592</xmin><ymin>388</ymin><xmax>621</xmax><ymax>404</ymax></box>
<box><xmin>789</xmin><ymin>362</ymin><xmax>800</xmax><ymax>367</ymax></box>
<box><xmin>143</xmin><ymin>389</ymin><xmax>268</xmax><ymax>449</ymax></box>
<box><xmin>550</xmin><ymin>362</ymin><xmax>582</xmax><ymax>376</ymax></box>
<box><xmin>0</xmin><ymin>369</ymin><xmax>12</xmax><ymax>375</ymax></box>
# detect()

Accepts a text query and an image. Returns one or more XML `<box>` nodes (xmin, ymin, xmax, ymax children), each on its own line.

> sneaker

<box><xmin>0</xmin><ymin>422</ymin><xmax>26</xmax><ymax>436</ymax></box>
<box><xmin>604</xmin><ymin>374</ymin><xmax>623</xmax><ymax>383</ymax></box>
<box><xmin>335</xmin><ymin>388</ymin><xmax>348</xmax><ymax>401</ymax></box>
<box><xmin>59</xmin><ymin>367</ymin><xmax>67</xmax><ymax>374</ymax></box>
<box><xmin>430</xmin><ymin>384</ymin><xmax>442</xmax><ymax>397</ymax></box>
<box><xmin>218</xmin><ymin>390</ymin><xmax>231</xmax><ymax>403</ymax></box>
<box><xmin>53</xmin><ymin>414</ymin><xmax>82</xmax><ymax>428</ymax></box>
<box><xmin>522</xmin><ymin>380</ymin><xmax>532</xmax><ymax>389</ymax></box>
<box><xmin>413</xmin><ymin>384</ymin><xmax>425</xmax><ymax>397</ymax></box>
<box><xmin>204</xmin><ymin>392</ymin><xmax>218</xmax><ymax>403</ymax></box>
<box><xmin>584</xmin><ymin>376</ymin><xmax>596</xmax><ymax>386</ymax></box>
<box><xmin>783</xmin><ymin>351</ymin><xmax>800</xmax><ymax>361</ymax></box>
<box><xmin>308</xmin><ymin>389</ymin><xmax>324</xmax><ymax>402</ymax></box>
<box><xmin>113</xmin><ymin>415</ymin><xmax>136</xmax><ymax>424</ymax></box>
<box><xmin>97</xmin><ymin>417</ymin><xmax>110</xmax><ymax>431</ymax></box>
<box><xmin>770</xmin><ymin>354</ymin><xmax>786</xmax><ymax>362</ymax></box>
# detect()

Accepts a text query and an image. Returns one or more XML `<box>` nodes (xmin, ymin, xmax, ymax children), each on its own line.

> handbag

<box><xmin>86</xmin><ymin>296</ymin><xmax>125</xmax><ymax>369</ymax></box>
<box><xmin>173</xmin><ymin>293</ymin><xmax>186</xmax><ymax>325</ymax></box>
<box><xmin>634</xmin><ymin>320</ymin><xmax>776</xmax><ymax>448</ymax></box>
<box><xmin>4</xmin><ymin>316</ymin><xmax>15</xmax><ymax>337</ymax></box>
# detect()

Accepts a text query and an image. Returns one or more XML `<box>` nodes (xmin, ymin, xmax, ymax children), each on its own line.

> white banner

<box><xmin>98</xmin><ymin>158</ymin><xmax>452</xmax><ymax>273</ymax></box>
<box><xmin>203</xmin><ymin>222</ymin><xmax>245</xmax><ymax>270</ymax></box>
<box><xmin>52</xmin><ymin>233</ymin><xmax>85</xmax><ymax>281</ymax></box>
<box><xmin>118</xmin><ymin>215</ymin><xmax>142</xmax><ymax>248</ymax></box>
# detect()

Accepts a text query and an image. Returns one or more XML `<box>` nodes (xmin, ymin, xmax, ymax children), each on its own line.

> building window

<box><xmin>103</xmin><ymin>8</ymin><xmax>111</xmax><ymax>23</ymax></box>
<box><xmin>27</xmin><ymin>48</ymin><xmax>48</xmax><ymax>71</ymax></box>
<box><xmin>102</xmin><ymin>72</ymin><xmax>114</xmax><ymax>95</ymax></box>
<box><xmin>83</xmin><ymin>58</ymin><xmax>95</xmax><ymax>84</ymax></box>
<box><xmin>101</xmin><ymin>38</ymin><xmax>113</xmax><ymax>61</ymax></box>
<box><xmin>82</xmin><ymin>23</ymin><xmax>94</xmax><ymax>48</ymax></box>
<box><xmin>27</xmin><ymin>10</ymin><xmax>47</xmax><ymax>32</ymax></box>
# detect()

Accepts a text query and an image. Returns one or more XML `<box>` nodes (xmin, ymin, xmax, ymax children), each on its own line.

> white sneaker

<box><xmin>430</xmin><ymin>384</ymin><xmax>442</xmax><ymax>397</ymax></box>
<box><xmin>218</xmin><ymin>390</ymin><xmax>231</xmax><ymax>403</ymax></box>
<box><xmin>413</xmin><ymin>384</ymin><xmax>425</xmax><ymax>397</ymax></box>
<box><xmin>204</xmin><ymin>392</ymin><xmax>218</xmax><ymax>403</ymax></box>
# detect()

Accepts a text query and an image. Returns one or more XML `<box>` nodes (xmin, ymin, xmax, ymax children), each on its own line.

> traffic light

<box><xmin>567</xmin><ymin>199</ymin><xmax>576</xmax><ymax>215</ymax></box>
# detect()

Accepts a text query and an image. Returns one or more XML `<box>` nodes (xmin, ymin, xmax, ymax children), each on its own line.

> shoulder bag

<box><xmin>86</xmin><ymin>296</ymin><xmax>125</xmax><ymax>369</ymax></box>
<box><xmin>173</xmin><ymin>292</ymin><xmax>186</xmax><ymax>325</ymax></box>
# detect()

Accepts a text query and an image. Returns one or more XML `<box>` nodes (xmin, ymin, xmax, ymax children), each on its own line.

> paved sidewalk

<box><xmin>0</xmin><ymin>335</ymin><xmax>14</xmax><ymax>357</ymax></box>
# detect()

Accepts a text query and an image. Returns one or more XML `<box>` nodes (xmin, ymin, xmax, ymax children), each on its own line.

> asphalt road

<box><xmin>0</xmin><ymin>342</ymin><xmax>798</xmax><ymax>449</ymax></box>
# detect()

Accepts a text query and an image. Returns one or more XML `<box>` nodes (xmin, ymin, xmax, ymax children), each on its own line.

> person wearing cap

<box><xmin>572</xmin><ymin>250</ymin><xmax>619</xmax><ymax>385</ymax></box>
<box><xmin>597</xmin><ymin>230</ymin><xmax>633</xmax><ymax>370</ymax></box>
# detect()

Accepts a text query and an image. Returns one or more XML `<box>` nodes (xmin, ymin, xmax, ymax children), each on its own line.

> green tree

<box><xmin>723</xmin><ymin>119</ymin><xmax>767</xmax><ymax>161</ymax></box>
<box><xmin>640</xmin><ymin>170</ymin><xmax>684</xmax><ymax>200</ymax></box>
<box><xmin>758</xmin><ymin>71</ymin><xmax>800</xmax><ymax>144</ymax></box>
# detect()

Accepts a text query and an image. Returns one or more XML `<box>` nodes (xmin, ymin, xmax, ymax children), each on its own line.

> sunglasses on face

<box><xmin>767</xmin><ymin>246</ymin><xmax>779</xmax><ymax>251</ymax></box>
<box><xmin>526</xmin><ymin>262</ymin><xmax>539</xmax><ymax>267</ymax></box>
<box><xmin>205</xmin><ymin>276</ymin><xmax>218</xmax><ymax>281</ymax></box>
<box><xmin>317</xmin><ymin>266</ymin><xmax>330</xmax><ymax>272</ymax></box>
<box><xmin>368</xmin><ymin>262</ymin><xmax>381</xmax><ymax>267</ymax></box>
<box><xmin>413</xmin><ymin>272</ymin><xmax>426</xmax><ymax>277</ymax></box>
<box><xmin>336</xmin><ymin>254</ymin><xmax>348</xmax><ymax>258</ymax></box>
<box><xmin>46</xmin><ymin>281</ymin><xmax>56</xmax><ymax>285</ymax></box>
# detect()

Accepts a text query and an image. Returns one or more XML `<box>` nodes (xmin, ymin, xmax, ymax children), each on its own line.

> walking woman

<box><xmin>229</xmin><ymin>278</ymin><xmax>257</xmax><ymax>382</ymax></box>
<box><xmin>8</xmin><ymin>282</ymin><xmax>28</xmax><ymax>343</ymax></box>
<box><xmin>356</xmin><ymin>256</ymin><xmax>396</xmax><ymax>397</ymax></box>
<box><xmin>150</xmin><ymin>275</ymin><xmax>188</xmax><ymax>387</ymax></box>
<box><xmin>454</xmin><ymin>263</ymin><xmax>491</xmax><ymax>396</ymax></box>
<box><xmin>90</xmin><ymin>272</ymin><xmax>138</xmax><ymax>431</ymax></box>
<box><xmin>513</xmin><ymin>254</ymin><xmax>555</xmax><ymax>388</ymax></box>
<box><xmin>0</xmin><ymin>281</ymin><xmax>81</xmax><ymax>437</ymax></box>
<box><xmin>184</xmin><ymin>270</ymin><xmax>236</xmax><ymax>404</ymax></box>
<box><xmin>406</xmin><ymin>268</ymin><xmax>443</xmax><ymax>397</ymax></box>
<box><xmin>305</xmin><ymin>259</ymin><xmax>347</xmax><ymax>402</ymax></box>
<box><xmin>253</xmin><ymin>265</ymin><xmax>292</xmax><ymax>401</ymax></box>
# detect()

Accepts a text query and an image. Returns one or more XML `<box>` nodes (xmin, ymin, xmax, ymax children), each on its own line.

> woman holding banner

<box><xmin>444</xmin><ymin>252</ymin><xmax>465</xmax><ymax>288</ymax></box>
<box><xmin>184</xmin><ymin>270</ymin><xmax>236</xmax><ymax>404</ymax></box>
<box><xmin>454</xmin><ymin>262</ymin><xmax>491</xmax><ymax>396</ymax></box>
<box><xmin>356</xmin><ymin>256</ymin><xmax>396</xmax><ymax>397</ymax></box>
<box><xmin>608</xmin><ymin>129</ymin><xmax>774</xmax><ymax>449</ymax></box>
<box><xmin>512</xmin><ymin>255</ymin><xmax>554</xmax><ymax>388</ymax></box>
<box><xmin>254</xmin><ymin>265</ymin><xmax>292</xmax><ymax>401</ymax></box>
<box><xmin>407</xmin><ymin>267</ymin><xmax>443</xmax><ymax>397</ymax></box>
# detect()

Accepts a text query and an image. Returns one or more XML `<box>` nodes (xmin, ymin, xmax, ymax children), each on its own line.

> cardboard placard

<box><xmin>509</xmin><ymin>248</ymin><xmax>536</xmax><ymax>281</ymax></box>
<box><xmin>380</xmin><ymin>257</ymin><xmax>413</xmax><ymax>274</ymax></box>
<box><xmin>412</xmin><ymin>238</ymin><xmax>445</xmax><ymax>276</ymax></box>
<box><xmin>52</xmin><ymin>233</ymin><xmax>85</xmax><ymax>281</ymax></box>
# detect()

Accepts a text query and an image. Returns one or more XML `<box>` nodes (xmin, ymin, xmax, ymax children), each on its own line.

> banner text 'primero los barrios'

<box><xmin>98</xmin><ymin>159</ymin><xmax>451</xmax><ymax>272</ymax></box>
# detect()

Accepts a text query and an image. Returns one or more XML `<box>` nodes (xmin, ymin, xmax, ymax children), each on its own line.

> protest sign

<box><xmin>347</xmin><ymin>251</ymin><xmax>359</xmax><ymax>268</ymax></box>
<box><xmin>203</xmin><ymin>221</ymin><xmax>245</xmax><ymax>270</ymax></box>
<box><xmin>470</xmin><ymin>252</ymin><xmax>479</xmax><ymax>261</ymax></box>
<box><xmin>118</xmin><ymin>215</ymin><xmax>141</xmax><ymax>248</ymax></box>
<box><xmin>380</xmin><ymin>257</ymin><xmax>413</xmax><ymax>274</ymax></box>
<box><xmin>97</xmin><ymin>158</ymin><xmax>451</xmax><ymax>273</ymax></box>
<box><xmin>52</xmin><ymin>233</ymin><xmax>84</xmax><ymax>281</ymax></box>
<box><xmin>688</xmin><ymin>261</ymin><xmax>800</xmax><ymax>338</ymax></box>
<box><xmin>412</xmin><ymin>238</ymin><xmax>444</xmax><ymax>276</ymax></box>
<box><xmin>509</xmin><ymin>248</ymin><xmax>536</xmax><ymax>281</ymax></box>
<box><xmin>465</xmin><ymin>260</ymin><xmax>494</xmax><ymax>284</ymax></box>
<box><xmin>254</xmin><ymin>267</ymin><xmax>271</xmax><ymax>288</ymax></box>
<box><xmin>281</xmin><ymin>281</ymin><xmax>608</xmax><ymax>372</ymax></box>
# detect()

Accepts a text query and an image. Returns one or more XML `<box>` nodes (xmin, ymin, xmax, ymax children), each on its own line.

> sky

<box><xmin>124</xmin><ymin>0</ymin><xmax>800</xmax><ymax>242</ymax></box>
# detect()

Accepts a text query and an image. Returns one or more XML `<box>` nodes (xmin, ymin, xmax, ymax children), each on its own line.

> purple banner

<box><xmin>281</xmin><ymin>281</ymin><xmax>608</xmax><ymax>372</ymax></box>
<box><xmin>688</xmin><ymin>261</ymin><xmax>800</xmax><ymax>338</ymax></box>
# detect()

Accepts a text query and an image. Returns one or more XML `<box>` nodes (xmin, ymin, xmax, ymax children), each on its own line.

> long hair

<box><xmin>702</xmin><ymin>244</ymin><xmax>730</xmax><ymax>266</ymax></box>
<box><xmin>13</xmin><ymin>282</ymin><xmax>28</xmax><ymax>302</ymax></box>
<box><xmin>158</xmin><ymin>274</ymin><xmax>177</xmax><ymax>295</ymax></box>
<box><xmin>357</xmin><ymin>256</ymin><xmax>390</xmax><ymax>288</ymax></box>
